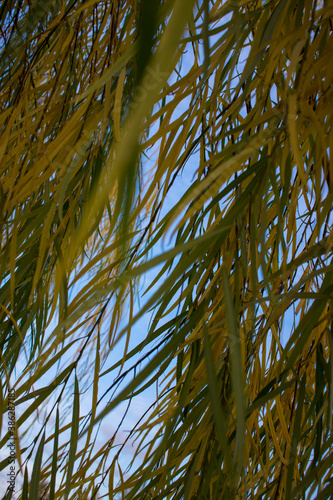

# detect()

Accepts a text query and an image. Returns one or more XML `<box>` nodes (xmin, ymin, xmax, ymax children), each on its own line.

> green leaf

<box><xmin>313</xmin><ymin>344</ymin><xmax>325</xmax><ymax>466</ymax></box>
<box><xmin>65</xmin><ymin>375</ymin><xmax>80</xmax><ymax>500</ymax></box>
<box><xmin>222</xmin><ymin>267</ymin><xmax>245</xmax><ymax>469</ymax></box>
<box><xmin>285</xmin><ymin>375</ymin><xmax>306</xmax><ymax>497</ymax></box>
<box><xmin>49</xmin><ymin>408</ymin><xmax>59</xmax><ymax>499</ymax></box>
<box><xmin>29</xmin><ymin>432</ymin><xmax>45</xmax><ymax>500</ymax></box>
<box><xmin>203</xmin><ymin>326</ymin><xmax>232</xmax><ymax>474</ymax></box>
<box><xmin>22</xmin><ymin>466</ymin><xmax>28</xmax><ymax>500</ymax></box>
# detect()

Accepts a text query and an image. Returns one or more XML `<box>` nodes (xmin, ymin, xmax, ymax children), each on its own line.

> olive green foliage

<box><xmin>0</xmin><ymin>0</ymin><xmax>333</xmax><ymax>498</ymax></box>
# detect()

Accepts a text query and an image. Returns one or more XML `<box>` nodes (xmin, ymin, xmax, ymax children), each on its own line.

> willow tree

<box><xmin>0</xmin><ymin>0</ymin><xmax>332</xmax><ymax>498</ymax></box>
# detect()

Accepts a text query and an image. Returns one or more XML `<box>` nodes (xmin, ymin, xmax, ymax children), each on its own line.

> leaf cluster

<box><xmin>0</xmin><ymin>0</ymin><xmax>333</xmax><ymax>499</ymax></box>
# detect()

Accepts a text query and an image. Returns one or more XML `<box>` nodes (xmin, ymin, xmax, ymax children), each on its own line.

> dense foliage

<box><xmin>0</xmin><ymin>0</ymin><xmax>333</xmax><ymax>498</ymax></box>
